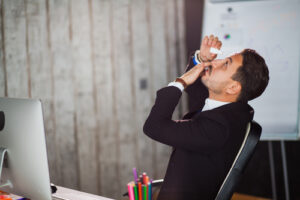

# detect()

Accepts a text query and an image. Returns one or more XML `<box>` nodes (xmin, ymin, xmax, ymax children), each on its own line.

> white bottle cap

<box><xmin>210</xmin><ymin>47</ymin><xmax>223</xmax><ymax>55</ymax></box>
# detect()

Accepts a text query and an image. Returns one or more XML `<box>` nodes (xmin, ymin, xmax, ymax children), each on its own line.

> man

<box><xmin>143</xmin><ymin>34</ymin><xmax>269</xmax><ymax>200</ymax></box>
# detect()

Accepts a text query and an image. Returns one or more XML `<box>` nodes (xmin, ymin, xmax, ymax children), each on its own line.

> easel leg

<box><xmin>268</xmin><ymin>141</ymin><xmax>277</xmax><ymax>200</ymax></box>
<box><xmin>280</xmin><ymin>141</ymin><xmax>290</xmax><ymax>200</ymax></box>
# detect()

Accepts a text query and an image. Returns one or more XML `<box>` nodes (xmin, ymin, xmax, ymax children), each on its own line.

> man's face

<box><xmin>201</xmin><ymin>53</ymin><xmax>243</xmax><ymax>95</ymax></box>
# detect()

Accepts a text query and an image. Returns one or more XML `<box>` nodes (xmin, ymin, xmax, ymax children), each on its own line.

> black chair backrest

<box><xmin>214</xmin><ymin>121</ymin><xmax>262</xmax><ymax>200</ymax></box>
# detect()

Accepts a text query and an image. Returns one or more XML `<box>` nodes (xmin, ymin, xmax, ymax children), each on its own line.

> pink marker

<box><xmin>127</xmin><ymin>182</ymin><xmax>135</xmax><ymax>200</ymax></box>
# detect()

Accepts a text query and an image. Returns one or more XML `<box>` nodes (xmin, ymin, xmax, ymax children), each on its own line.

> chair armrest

<box><xmin>151</xmin><ymin>179</ymin><xmax>164</xmax><ymax>187</ymax></box>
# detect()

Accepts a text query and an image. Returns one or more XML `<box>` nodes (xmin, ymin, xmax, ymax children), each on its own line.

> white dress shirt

<box><xmin>201</xmin><ymin>98</ymin><xmax>230</xmax><ymax>111</ymax></box>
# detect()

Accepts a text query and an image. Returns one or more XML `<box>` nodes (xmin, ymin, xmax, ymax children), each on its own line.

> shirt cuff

<box><xmin>168</xmin><ymin>81</ymin><xmax>184</xmax><ymax>92</ymax></box>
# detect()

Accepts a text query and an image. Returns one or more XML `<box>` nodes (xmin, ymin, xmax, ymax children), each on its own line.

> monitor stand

<box><xmin>0</xmin><ymin>147</ymin><xmax>12</xmax><ymax>189</ymax></box>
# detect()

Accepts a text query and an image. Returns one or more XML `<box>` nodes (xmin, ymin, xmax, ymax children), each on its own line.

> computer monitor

<box><xmin>0</xmin><ymin>97</ymin><xmax>52</xmax><ymax>200</ymax></box>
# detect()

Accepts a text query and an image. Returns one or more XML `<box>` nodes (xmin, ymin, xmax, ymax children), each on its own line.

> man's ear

<box><xmin>226</xmin><ymin>81</ymin><xmax>241</xmax><ymax>95</ymax></box>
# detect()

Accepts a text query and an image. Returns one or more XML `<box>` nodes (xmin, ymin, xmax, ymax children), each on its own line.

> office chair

<box><xmin>123</xmin><ymin>121</ymin><xmax>262</xmax><ymax>200</ymax></box>
<box><xmin>214</xmin><ymin>121</ymin><xmax>262</xmax><ymax>200</ymax></box>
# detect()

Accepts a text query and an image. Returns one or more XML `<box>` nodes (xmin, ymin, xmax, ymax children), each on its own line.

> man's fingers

<box><xmin>211</xmin><ymin>37</ymin><xmax>218</xmax><ymax>47</ymax></box>
<box><xmin>203</xmin><ymin>36</ymin><xmax>208</xmax><ymax>46</ymax></box>
<box><xmin>208</xmin><ymin>35</ymin><xmax>214</xmax><ymax>46</ymax></box>
<box><xmin>202</xmin><ymin>62</ymin><xmax>212</xmax><ymax>67</ymax></box>
<box><xmin>192</xmin><ymin>64</ymin><xmax>204</xmax><ymax>73</ymax></box>
<box><xmin>197</xmin><ymin>62</ymin><xmax>211</xmax><ymax>72</ymax></box>
<box><xmin>217</xmin><ymin>41</ymin><xmax>222</xmax><ymax>49</ymax></box>
<box><xmin>201</xmin><ymin>54</ymin><xmax>208</xmax><ymax>61</ymax></box>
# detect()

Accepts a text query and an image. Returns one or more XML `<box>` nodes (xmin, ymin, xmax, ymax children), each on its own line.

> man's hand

<box><xmin>199</xmin><ymin>34</ymin><xmax>222</xmax><ymax>62</ymax></box>
<box><xmin>180</xmin><ymin>62</ymin><xmax>212</xmax><ymax>86</ymax></box>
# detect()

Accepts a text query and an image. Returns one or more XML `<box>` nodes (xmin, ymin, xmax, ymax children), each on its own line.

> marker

<box><xmin>143</xmin><ymin>184</ymin><xmax>147</xmax><ymax>200</ymax></box>
<box><xmin>127</xmin><ymin>182</ymin><xmax>135</xmax><ymax>200</ymax></box>
<box><xmin>133</xmin><ymin>167</ymin><xmax>139</xmax><ymax>183</ymax></box>
<box><xmin>139</xmin><ymin>175</ymin><xmax>143</xmax><ymax>183</ymax></box>
<box><xmin>142</xmin><ymin>172</ymin><xmax>147</xmax><ymax>184</ymax></box>
<box><xmin>210</xmin><ymin>47</ymin><xmax>223</xmax><ymax>55</ymax></box>
<box><xmin>148</xmin><ymin>181</ymin><xmax>152</xmax><ymax>200</ymax></box>
<box><xmin>133</xmin><ymin>184</ymin><xmax>139</xmax><ymax>200</ymax></box>
<box><xmin>138</xmin><ymin>182</ymin><xmax>142</xmax><ymax>200</ymax></box>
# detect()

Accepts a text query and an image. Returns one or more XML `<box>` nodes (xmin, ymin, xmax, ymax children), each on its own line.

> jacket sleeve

<box><xmin>143</xmin><ymin>86</ymin><xmax>229</xmax><ymax>153</ymax></box>
<box><xmin>184</xmin><ymin>53</ymin><xmax>209</xmax><ymax>112</ymax></box>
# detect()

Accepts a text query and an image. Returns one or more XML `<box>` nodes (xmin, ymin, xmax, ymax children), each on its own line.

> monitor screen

<box><xmin>0</xmin><ymin>97</ymin><xmax>52</xmax><ymax>200</ymax></box>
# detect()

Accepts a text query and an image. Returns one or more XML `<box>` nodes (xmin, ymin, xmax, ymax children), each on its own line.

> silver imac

<box><xmin>0</xmin><ymin>97</ymin><xmax>52</xmax><ymax>200</ymax></box>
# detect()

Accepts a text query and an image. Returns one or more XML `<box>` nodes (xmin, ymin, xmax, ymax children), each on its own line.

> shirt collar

<box><xmin>202</xmin><ymin>98</ymin><xmax>230</xmax><ymax>112</ymax></box>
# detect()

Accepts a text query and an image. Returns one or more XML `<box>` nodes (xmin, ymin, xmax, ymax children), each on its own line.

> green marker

<box><xmin>133</xmin><ymin>185</ymin><xmax>139</xmax><ymax>200</ymax></box>
<box><xmin>143</xmin><ymin>184</ymin><xmax>147</xmax><ymax>200</ymax></box>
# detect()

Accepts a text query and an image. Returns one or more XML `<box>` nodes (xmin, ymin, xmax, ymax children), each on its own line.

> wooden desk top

<box><xmin>8</xmin><ymin>186</ymin><xmax>114</xmax><ymax>200</ymax></box>
<box><xmin>52</xmin><ymin>186</ymin><xmax>115</xmax><ymax>200</ymax></box>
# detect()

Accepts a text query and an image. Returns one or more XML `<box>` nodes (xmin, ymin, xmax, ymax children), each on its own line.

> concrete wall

<box><xmin>0</xmin><ymin>0</ymin><xmax>188</xmax><ymax>198</ymax></box>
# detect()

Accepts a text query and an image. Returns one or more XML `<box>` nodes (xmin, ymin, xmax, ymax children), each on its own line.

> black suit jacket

<box><xmin>143</xmin><ymin>58</ymin><xmax>254</xmax><ymax>200</ymax></box>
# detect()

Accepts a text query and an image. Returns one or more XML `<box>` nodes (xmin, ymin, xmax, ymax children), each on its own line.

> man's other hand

<box><xmin>199</xmin><ymin>34</ymin><xmax>222</xmax><ymax>62</ymax></box>
<box><xmin>180</xmin><ymin>62</ymin><xmax>212</xmax><ymax>86</ymax></box>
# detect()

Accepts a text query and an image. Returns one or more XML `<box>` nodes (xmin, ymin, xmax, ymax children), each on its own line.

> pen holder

<box><xmin>125</xmin><ymin>169</ymin><xmax>154</xmax><ymax>200</ymax></box>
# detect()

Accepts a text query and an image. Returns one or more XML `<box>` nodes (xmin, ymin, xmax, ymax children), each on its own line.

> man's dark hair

<box><xmin>232</xmin><ymin>49</ymin><xmax>269</xmax><ymax>102</ymax></box>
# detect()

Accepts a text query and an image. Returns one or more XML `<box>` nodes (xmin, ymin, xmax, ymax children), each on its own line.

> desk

<box><xmin>9</xmin><ymin>186</ymin><xmax>115</xmax><ymax>200</ymax></box>
<box><xmin>52</xmin><ymin>186</ymin><xmax>114</xmax><ymax>200</ymax></box>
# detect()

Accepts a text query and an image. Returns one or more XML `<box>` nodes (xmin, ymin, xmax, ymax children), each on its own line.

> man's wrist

<box><xmin>175</xmin><ymin>77</ymin><xmax>187</xmax><ymax>89</ymax></box>
<box><xmin>195</xmin><ymin>50</ymin><xmax>211</xmax><ymax>63</ymax></box>
<box><xmin>197</xmin><ymin>52</ymin><xmax>205</xmax><ymax>63</ymax></box>
<box><xmin>167</xmin><ymin>77</ymin><xmax>188</xmax><ymax>92</ymax></box>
